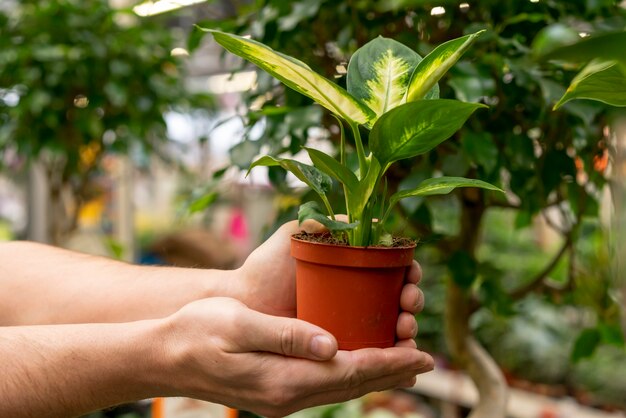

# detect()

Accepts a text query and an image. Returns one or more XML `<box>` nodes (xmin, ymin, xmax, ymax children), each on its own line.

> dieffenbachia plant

<box><xmin>201</xmin><ymin>28</ymin><xmax>503</xmax><ymax>246</ymax></box>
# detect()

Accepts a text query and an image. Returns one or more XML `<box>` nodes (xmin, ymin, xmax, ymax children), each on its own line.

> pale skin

<box><xmin>0</xmin><ymin>220</ymin><xmax>432</xmax><ymax>418</ymax></box>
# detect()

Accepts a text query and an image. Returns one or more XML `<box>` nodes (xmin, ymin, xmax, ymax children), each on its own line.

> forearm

<box><xmin>0</xmin><ymin>321</ymin><xmax>163</xmax><ymax>418</ymax></box>
<box><xmin>0</xmin><ymin>241</ymin><xmax>241</xmax><ymax>325</ymax></box>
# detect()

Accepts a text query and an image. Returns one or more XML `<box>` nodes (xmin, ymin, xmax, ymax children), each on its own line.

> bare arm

<box><xmin>0</xmin><ymin>241</ymin><xmax>235</xmax><ymax>325</ymax></box>
<box><xmin>0</xmin><ymin>298</ymin><xmax>434</xmax><ymax>418</ymax></box>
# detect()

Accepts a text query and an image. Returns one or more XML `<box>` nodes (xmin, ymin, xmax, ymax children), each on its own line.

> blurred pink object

<box><xmin>229</xmin><ymin>208</ymin><xmax>249</xmax><ymax>241</ymax></box>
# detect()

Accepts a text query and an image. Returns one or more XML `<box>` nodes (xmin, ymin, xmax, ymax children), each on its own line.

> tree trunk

<box><xmin>444</xmin><ymin>193</ymin><xmax>508</xmax><ymax>418</ymax></box>
<box><xmin>611</xmin><ymin>118</ymin><xmax>626</xmax><ymax>338</ymax></box>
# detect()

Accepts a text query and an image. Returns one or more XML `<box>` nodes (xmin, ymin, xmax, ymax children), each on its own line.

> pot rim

<box><xmin>290</xmin><ymin>234</ymin><xmax>416</xmax><ymax>268</ymax></box>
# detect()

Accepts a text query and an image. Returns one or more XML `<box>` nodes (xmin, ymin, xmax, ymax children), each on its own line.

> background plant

<box><xmin>193</xmin><ymin>0</ymin><xmax>626</xmax><ymax>416</ymax></box>
<box><xmin>0</xmin><ymin>0</ymin><xmax>213</xmax><ymax>244</ymax></box>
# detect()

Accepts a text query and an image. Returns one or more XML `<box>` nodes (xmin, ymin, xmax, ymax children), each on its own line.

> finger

<box><xmin>240</xmin><ymin>310</ymin><xmax>338</xmax><ymax>360</ymax></box>
<box><xmin>397</xmin><ymin>376</ymin><xmax>417</xmax><ymax>388</ymax></box>
<box><xmin>293</xmin><ymin>347</ymin><xmax>434</xmax><ymax>394</ymax></box>
<box><xmin>396</xmin><ymin>312</ymin><xmax>417</xmax><ymax>340</ymax></box>
<box><xmin>406</xmin><ymin>260</ymin><xmax>422</xmax><ymax>285</ymax></box>
<box><xmin>400</xmin><ymin>283</ymin><xmax>423</xmax><ymax>314</ymax></box>
<box><xmin>395</xmin><ymin>339</ymin><xmax>417</xmax><ymax>349</ymax></box>
<box><xmin>284</xmin><ymin>354</ymin><xmax>433</xmax><ymax>415</ymax></box>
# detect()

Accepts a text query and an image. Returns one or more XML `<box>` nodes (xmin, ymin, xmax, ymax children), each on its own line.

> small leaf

<box><xmin>571</xmin><ymin>328</ymin><xmax>602</xmax><ymax>363</ymax></box>
<box><xmin>598</xmin><ymin>323</ymin><xmax>625</xmax><ymax>347</ymax></box>
<box><xmin>406</xmin><ymin>30</ymin><xmax>485</xmax><ymax>102</ymax></box>
<box><xmin>303</xmin><ymin>147</ymin><xmax>358</xmax><ymax>190</ymax></box>
<box><xmin>378</xmin><ymin>232</ymin><xmax>393</xmax><ymax>246</ymax></box>
<box><xmin>347</xmin><ymin>36</ymin><xmax>423</xmax><ymax>120</ymax></box>
<box><xmin>370</xmin><ymin>100</ymin><xmax>487</xmax><ymax>167</ymax></box>
<box><xmin>298</xmin><ymin>201</ymin><xmax>358</xmax><ymax>231</ymax></box>
<box><xmin>188</xmin><ymin>191</ymin><xmax>218</xmax><ymax>214</ymax></box>
<box><xmin>202</xmin><ymin>29</ymin><xmax>375</xmax><ymax>125</ymax></box>
<box><xmin>248</xmin><ymin>156</ymin><xmax>332</xmax><ymax>197</ymax></box>
<box><xmin>389</xmin><ymin>176</ymin><xmax>502</xmax><ymax>209</ymax></box>
<box><xmin>554</xmin><ymin>59</ymin><xmax>626</xmax><ymax>109</ymax></box>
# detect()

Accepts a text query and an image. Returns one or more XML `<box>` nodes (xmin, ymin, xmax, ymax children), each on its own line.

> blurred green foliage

<box><xmin>0</xmin><ymin>0</ymin><xmax>213</xmax><ymax>241</ymax></box>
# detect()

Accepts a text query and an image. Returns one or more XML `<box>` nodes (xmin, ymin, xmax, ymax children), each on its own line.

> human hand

<box><xmin>156</xmin><ymin>297</ymin><xmax>434</xmax><ymax>417</ymax></box>
<box><xmin>236</xmin><ymin>220</ymin><xmax>425</xmax><ymax>347</ymax></box>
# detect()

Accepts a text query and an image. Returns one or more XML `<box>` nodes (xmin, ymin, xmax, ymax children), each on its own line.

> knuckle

<box><xmin>279</xmin><ymin>325</ymin><xmax>297</xmax><ymax>356</ymax></box>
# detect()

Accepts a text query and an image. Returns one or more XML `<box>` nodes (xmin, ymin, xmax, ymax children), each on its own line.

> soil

<box><xmin>293</xmin><ymin>231</ymin><xmax>416</xmax><ymax>248</ymax></box>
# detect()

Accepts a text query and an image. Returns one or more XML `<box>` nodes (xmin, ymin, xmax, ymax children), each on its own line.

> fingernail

<box><xmin>310</xmin><ymin>335</ymin><xmax>333</xmax><ymax>359</ymax></box>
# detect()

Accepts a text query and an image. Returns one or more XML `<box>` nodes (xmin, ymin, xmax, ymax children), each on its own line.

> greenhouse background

<box><xmin>1</xmin><ymin>0</ymin><xmax>625</xmax><ymax>417</ymax></box>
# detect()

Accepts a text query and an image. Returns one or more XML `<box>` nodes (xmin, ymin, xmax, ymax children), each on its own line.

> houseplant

<box><xmin>201</xmin><ymin>28</ymin><xmax>502</xmax><ymax>349</ymax></box>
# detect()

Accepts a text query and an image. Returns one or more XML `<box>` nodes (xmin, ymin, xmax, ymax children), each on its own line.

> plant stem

<box><xmin>320</xmin><ymin>195</ymin><xmax>336</xmax><ymax>221</ymax></box>
<box><xmin>333</xmin><ymin>115</ymin><xmax>354</xmax><ymax>244</ymax></box>
<box><xmin>349</xmin><ymin>121</ymin><xmax>367</xmax><ymax>179</ymax></box>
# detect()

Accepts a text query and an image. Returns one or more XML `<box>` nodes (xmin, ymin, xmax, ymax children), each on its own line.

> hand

<box><xmin>236</xmin><ymin>220</ymin><xmax>425</xmax><ymax>347</ymax></box>
<box><xmin>157</xmin><ymin>297</ymin><xmax>434</xmax><ymax>417</ymax></box>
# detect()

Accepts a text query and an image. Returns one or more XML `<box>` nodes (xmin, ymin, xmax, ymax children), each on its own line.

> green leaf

<box><xmin>347</xmin><ymin>36</ymin><xmax>421</xmax><ymax>120</ymax></box>
<box><xmin>406</xmin><ymin>30</ymin><xmax>485</xmax><ymax>102</ymax></box>
<box><xmin>448</xmin><ymin>250</ymin><xmax>477</xmax><ymax>289</ymax></box>
<box><xmin>348</xmin><ymin>154</ymin><xmax>382</xmax><ymax>217</ymax></box>
<box><xmin>462</xmin><ymin>132</ymin><xmax>499</xmax><ymax>173</ymax></box>
<box><xmin>303</xmin><ymin>147</ymin><xmax>358</xmax><ymax>190</ymax></box>
<box><xmin>298</xmin><ymin>201</ymin><xmax>358</xmax><ymax>231</ymax></box>
<box><xmin>542</xmin><ymin>31</ymin><xmax>626</xmax><ymax>65</ymax></box>
<box><xmin>369</xmin><ymin>100</ymin><xmax>487</xmax><ymax>167</ymax></box>
<box><xmin>389</xmin><ymin>176</ymin><xmax>502</xmax><ymax>209</ymax></box>
<box><xmin>188</xmin><ymin>191</ymin><xmax>218</xmax><ymax>214</ymax></box>
<box><xmin>203</xmin><ymin>29</ymin><xmax>375</xmax><ymax>125</ymax></box>
<box><xmin>554</xmin><ymin>60</ymin><xmax>626</xmax><ymax>109</ymax></box>
<box><xmin>248</xmin><ymin>156</ymin><xmax>332</xmax><ymax>197</ymax></box>
<box><xmin>598</xmin><ymin>323</ymin><xmax>625</xmax><ymax>347</ymax></box>
<box><xmin>571</xmin><ymin>328</ymin><xmax>602</xmax><ymax>363</ymax></box>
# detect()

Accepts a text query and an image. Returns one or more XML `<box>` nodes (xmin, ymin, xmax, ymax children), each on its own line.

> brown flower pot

<box><xmin>291</xmin><ymin>235</ymin><xmax>416</xmax><ymax>350</ymax></box>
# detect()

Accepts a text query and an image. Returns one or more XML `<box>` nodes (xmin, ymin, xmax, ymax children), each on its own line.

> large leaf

<box><xmin>369</xmin><ymin>100</ymin><xmax>487</xmax><ymax>167</ymax></box>
<box><xmin>542</xmin><ymin>31</ymin><xmax>626</xmax><ymax>65</ymax></box>
<box><xmin>406</xmin><ymin>30</ymin><xmax>485</xmax><ymax>102</ymax></box>
<box><xmin>347</xmin><ymin>36</ymin><xmax>421</xmax><ymax>119</ymax></box>
<box><xmin>298</xmin><ymin>201</ymin><xmax>358</xmax><ymax>231</ymax></box>
<box><xmin>389</xmin><ymin>176</ymin><xmax>503</xmax><ymax>208</ymax></box>
<box><xmin>303</xmin><ymin>147</ymin><xmax>358</xmax><ymax>190</ymax></box>
<box><xmin>248</xmin><ymin>156</ymin><xmax>332</xmax><ymax>196</ymax></box>
<box><xmin>203</xmin><ymin>29</ymin><xmax>375</xmax><ymax>125</ymax></box>
<box><xmin>554</xmin><ymin>59</ymin><xmax>626</xmax><ymax>109</ymax></box>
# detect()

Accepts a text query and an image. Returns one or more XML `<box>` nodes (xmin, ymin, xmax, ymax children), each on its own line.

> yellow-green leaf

<box><xmin>203</xmin><ymin>29</ymin><xmax>375</xmax><ymax>125</ymax></box>
<box><xmin>554</xmin><ymin>59</ymin><xmax>626</xmax><ymax>109</ymax></box>
<box><xmin>370</xmin><ymin>100</ymin><xmax>487</xmax><ymax>167</ymax></box>
<box><xmin>347</xmin><ymin>37</ymin><xmax>422</xmax><ymax>120</ymax></box>
<box><xmin>406</xmin><ymin>30</ymin><xmax>485</xmax><ymax>102</ymax></box>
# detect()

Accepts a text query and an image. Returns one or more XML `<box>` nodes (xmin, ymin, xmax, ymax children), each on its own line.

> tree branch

<box><xmin>509</xmin><ymin>233</ymin><xmax>572</xmax><ymax>300</ymax></box>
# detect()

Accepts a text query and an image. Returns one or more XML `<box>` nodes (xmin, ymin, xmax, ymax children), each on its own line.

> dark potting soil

<box><xmin>293</xmin><ymin>232</ymin><xmax>415</xmax><ymax>248</ymax></box>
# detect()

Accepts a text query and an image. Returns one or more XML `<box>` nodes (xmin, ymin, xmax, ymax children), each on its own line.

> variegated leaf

<box><xmin>554</xmin><ymin>59</ymin><xmax>626</xmax><ymax>109</ymax></box>
<box><xmin>406</xmin><ymin>30</ymin><xmax>485</xmax><ymax>102</ymax></box>
<box><xmin>203</xmin><ymin>29</ymin><xmax>375</xmax><ymax>125</ymax></box>
<box><xmin>347</xmin><ymin>37</ymin><xmax>421</xmax><ymax>119</ymax></box>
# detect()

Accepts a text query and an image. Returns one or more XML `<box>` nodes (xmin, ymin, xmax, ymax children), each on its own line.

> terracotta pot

<box><xmin>291</xmin><ymin>235</ymin><xmax>416</xmax><ymax>350</ymax></box>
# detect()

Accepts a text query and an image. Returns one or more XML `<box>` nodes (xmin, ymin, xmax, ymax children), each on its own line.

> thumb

<box><xmin>241</xmin><ymin>310</ymin><xmax>338</xmax><ymax>360</ymax></box>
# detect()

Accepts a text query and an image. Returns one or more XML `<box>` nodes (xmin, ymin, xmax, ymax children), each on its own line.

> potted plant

<box><xmin>201</xmin><ymin>28</ymin><xmax>502</xmax><ymax>349</ymax></box>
